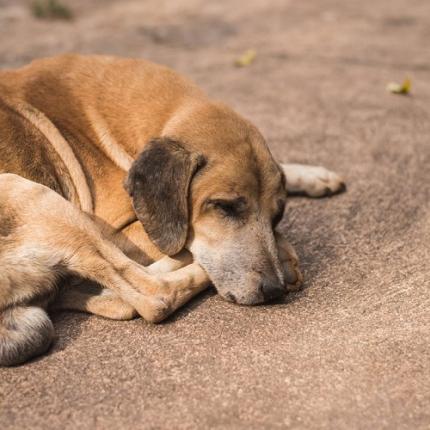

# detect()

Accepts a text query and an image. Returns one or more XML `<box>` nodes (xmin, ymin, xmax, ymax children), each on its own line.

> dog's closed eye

<box><xmin>207</xmin><ymin>197</ymin><xmax>247</xmax><ymax>218</ymax></box>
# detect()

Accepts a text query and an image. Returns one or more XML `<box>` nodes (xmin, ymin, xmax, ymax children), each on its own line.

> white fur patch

<box><xmin>281</xmin><ymin>163</ymin><xmax>345</xmax><ymax>197</ymax></box>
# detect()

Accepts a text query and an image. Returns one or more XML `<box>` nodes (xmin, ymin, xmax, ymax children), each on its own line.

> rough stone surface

<box><xmin>1</xmin><ymin>0</ymin><xmax>429</xmax><ymax>429</ymax></box>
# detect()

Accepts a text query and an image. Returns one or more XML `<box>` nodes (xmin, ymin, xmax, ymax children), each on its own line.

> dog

<box><xmin>0</xmin><ymin>54</ymin><xmax>344</xmax><ymax>365</ymax></box>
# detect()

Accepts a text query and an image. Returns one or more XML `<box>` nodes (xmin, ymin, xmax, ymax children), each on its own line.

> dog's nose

<box><xmin>260</xmin><ymin>280</ymin><xmax>284</xmax><ymax>302</ymax></box>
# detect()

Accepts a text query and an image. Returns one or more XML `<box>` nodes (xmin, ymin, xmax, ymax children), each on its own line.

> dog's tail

<box><xmin>0</xmin><ymin>306</ymin><xmax>54</xmax><ymax>366</ymax></box>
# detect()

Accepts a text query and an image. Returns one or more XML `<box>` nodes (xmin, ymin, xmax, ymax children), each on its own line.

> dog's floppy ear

<box><xmin>124</xmin><ymin>137</ymin><xmax>206</xmax><ymax>256</ymax></box>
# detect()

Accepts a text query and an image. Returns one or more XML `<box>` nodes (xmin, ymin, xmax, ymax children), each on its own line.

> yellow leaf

<box><xmin>234</xmin><ymin>49</ymin><xmax>257</xmax><ymax>67</ymax></box>
<box><xmin>386</xmin><ymin>78</ymin><xmax>411</xmax><ymax>95</ymax></box>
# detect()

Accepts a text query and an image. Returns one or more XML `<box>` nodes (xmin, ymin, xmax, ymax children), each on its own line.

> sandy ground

<box><xmin>1</xmin><ymin>0</ymin><xmax>430</xmax><ymax>428</ymax></box>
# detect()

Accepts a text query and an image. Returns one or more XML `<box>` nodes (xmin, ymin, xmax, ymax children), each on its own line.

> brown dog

<box><xmin>0</xmin><ymin>54</ymin><xmax>344</xmax><ymax>365</ymax></box>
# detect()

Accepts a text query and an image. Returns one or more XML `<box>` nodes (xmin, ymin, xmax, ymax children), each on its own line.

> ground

<box><xmin>1</xmin><ymin>0</ymin><xmax>429</xmax><ymax>429</ymax></box>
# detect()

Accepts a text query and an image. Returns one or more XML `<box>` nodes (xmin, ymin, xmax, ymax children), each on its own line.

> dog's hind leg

<box><xmin>280</xmin><ymin>163</ymin><xmax>345</xmax><ymax>197</ymax></box>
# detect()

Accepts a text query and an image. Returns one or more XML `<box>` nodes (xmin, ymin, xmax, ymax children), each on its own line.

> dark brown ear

<box><xmin>124</xmin><ymin>137</ymin><xmax>206</xmax><ymax>256</ymax></box>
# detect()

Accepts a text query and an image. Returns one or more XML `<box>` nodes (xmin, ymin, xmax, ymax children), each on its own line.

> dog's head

<box><xmin>125</xmin><ymin>103</ymin><xmax>288</xmax><ymax>305</ymax></box>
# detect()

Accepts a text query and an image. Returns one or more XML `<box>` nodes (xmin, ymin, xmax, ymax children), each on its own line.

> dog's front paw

<box><xmin>281</xmin><ymin>164</ymin><xmax>346</xmax><ymax>197</ymax></box>
<box><xmin>301</xmin><ymin>166</ymin><xmax>345</xmax><ymax>197</ymax></box>
<box><xmin>136</xmin><ymin>296</ymin><xmax>171</xmax><ymax>323</ymax></box>
<box><xmin>276</xmin><ymin>235</ymin><xmax>304</xmax><ymax>292</ymax></box>
<box><xmin>282</xmin><ymin>250</ymin><xmax>303</xmax><ymax>292</ymax></box>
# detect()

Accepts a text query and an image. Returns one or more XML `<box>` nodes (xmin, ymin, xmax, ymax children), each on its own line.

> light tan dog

<box><xmin>0</xmin><ymin>55</ymin><xmax>344</xmax><ymax>365</ymax></box>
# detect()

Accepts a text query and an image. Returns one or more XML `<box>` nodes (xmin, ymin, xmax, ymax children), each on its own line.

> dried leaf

<box><xmin>386</xmin><ymin>78</ymin><xmax>411</xmax><ymax>95</ymax></box>
<box><xmin>234</xmin><ymin>49</ymin><xmax>257</xmax><ymax>67</ymax></box>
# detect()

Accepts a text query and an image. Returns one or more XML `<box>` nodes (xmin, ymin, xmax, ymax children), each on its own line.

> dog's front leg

<box><xmin>62</xmin><ymin>230</ymin><xmax>210</xmax><ymax>323</ymax></box>
<box><xmin>119</xmin><ymin>258</ymin><xmax>210</xmax><ymax>321</ymax></box>
<box><xmin>53</xmin><ymin>250</ymin><xmax>196</xmax><ymax>320</ymax></box>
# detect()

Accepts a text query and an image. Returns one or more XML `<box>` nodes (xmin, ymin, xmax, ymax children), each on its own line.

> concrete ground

<box><xmin>1</xmin><ymin>0</ymin><xmax>429</xmax><ymax>428</ymax></box>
